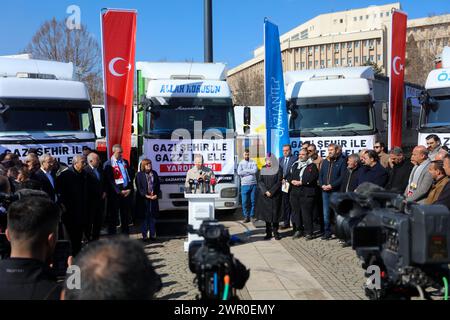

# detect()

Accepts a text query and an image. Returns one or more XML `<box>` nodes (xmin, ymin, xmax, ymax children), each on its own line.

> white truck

<box><xmin>284</xmin><ymin>66</ymin><xmax>422</xmax><ymax>157</ymax></box>
<box><xmin>136</xmin><ymin>62</ymin><xmax>239</xmax><ymax>212</ymax></box>
<box><xmin>0</xmin><ymin>57</ymin><xmax>96</xmax><ymax>164</ymax></box>
<box><xmin>418</xmin><ymin>47</ymin><xmax>450</xmax><ymax>147</ymax></box>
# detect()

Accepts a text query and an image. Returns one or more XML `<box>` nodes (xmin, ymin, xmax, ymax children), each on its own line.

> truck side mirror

<box><xmin>100</xmin><ymin>128</ymin><xmax>106</xmax><ymax>138</ymax></box>
<box><xmin>100</xmin><ymin>108</ymin><xmax>106</xmax><ymax>127</ymax></box>
<box><xmin>382</xmin><ymin>102</ymin><xmax>388</xmax><ymax>122</ymax></box>
<box><xmin>243</xmin><ymin>106</ymin><xmax>251</xmax><ymax>135</ymax></box>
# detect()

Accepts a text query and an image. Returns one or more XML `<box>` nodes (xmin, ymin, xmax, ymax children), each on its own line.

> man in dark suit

<box><xmin>56</xmin><ymin>155</ymin><xmax>90</xmax><ymax>256</ymax></box>
<box><xmin>103</xmin><ymin>144</ymin><xmax>135</xmax><ymax>235</ymax></box>
<box><xmin>279</xmin><ymin>144</ymin><xmax>296</xmax><ymax>229</ymax></box>
<box><xmin>34</xmin><ymin>154</ymin><xmax>57</xmax><ymax>202</ymax></box>
<box><xmin>84</xmin><ymin>152</ymin><xmax>106</xmax><ymax>241</ymax></box>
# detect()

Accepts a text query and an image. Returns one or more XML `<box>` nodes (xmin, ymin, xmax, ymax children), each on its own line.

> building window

<box><xmin>320</xmin><ymin>59</ymin><xmax>325</xmax><ymax>67</ymax></box>
<box><xmin>377</xmin><ymin>39</ymin><xmax>381</xmax><ymax>45</ymax></box>
<box><xmin>308</xmin><ymin>47</ymin><xmax>313</xmax><ymax>53</ymax></box>
<box><xmin>301</xmin><ymin>62</ymin><xmax>305</xmax><ymax>69</ymax></box>
<box><xmin>334</xmin><ymin>43</ymin><xmax>340</xmax><ymax>50</ymax></box>
<box><xmin>369</xmin><ymin>55</ymin><xmax>374</xmax><ymax>62</ymax></box>
<box><xmin>353</xmin><ymin>17</ymin><xmax>357</xmax><ymax>22</ymax></box>
<box><xmin>327</xmin><ymin>59</ymin><xmax>332</xmax><ymax>67</ymax></box>
<box><xmin>355</xmin><ymin>41</ymin><xmax>360</xmax><ymax>48</ymax></box>
<box><xmin>360</xmin><ymin>16</ymin><xmax>363</xmax><ymax>21</ymax></box>
<box><xmin>315</xmin><ymin>46</ymin><xmax>319</xmax><ymax>52</ymax></box>
<box><xmin>369</xmin><ymin>39</ymin><xmax>374</xmax><ymax>46</ymax></box>
<box><xmin>366</xmin><ymin>15</ymin><xmax>369</xmax><ymax>19</ymax></box>
<box><xmin>355</xmin><ymin>56</ymin><xmax>359</xmax><ymax>64</ymax></box>
<box><xmin>300</xmin><ymin>29</ymin><xmax>308</xmax><ymax>39</ymax></box>
<box><xmin>301</xmin><ymin>47</ymin><xmax>306</xmax><ymax>54</ymax></box>
<box><xmin>333</xmin><ymin>19</ymin><xmax>337</xmax><ymax>24</ymax></box>
<box><xmin>315</xmin><ymin>60</ymin><xmax>319</xmax><ymax>67</ymax></box>
<box><xmin>340</xmin><ymin>19</ymin><xmax>343</xmax><ymax>23</ymax></box>
<box><xmin>335</xmin><ymin>60</ymin><xmax>340</xmax><ymax>66</ymax></box>
<box><xmin>308</xmin><ymin>61</ymin><xmax>313</xmax><ymax>68</ymax></box>
<box><xmin>342</xmin><ymin>58</ymin><xmax>346</xmax><ymax>65</ymax></box>
<box><xmin>295</xmin><ymin>62</ymin><xmax>300</xmax><ymax>70</ymax></box>
<box><xmin>347</xmin><ymin>42</ymin><xmax>352</xmax><ymax>49</ymax></box>
<box><xmin>348</xmin><ymin>58</ymin><xmax>353</xmax><ymax>65</ymax></box>
<box><xmin>380</xmin><ymin>12</ymin><xmax>384</xmax><ymax>18</ymax></box>
<box><xmin>291</xmin><ymin>34</ymin><xmax>300</xmax><ymax>41</ymax></box>
<box><xmin>377</xmin><ymin>54</ymin><xmax>382</xmax><ymax>61</ymax></box>
<box><xmin>363</xmin><ymin>56</ymin><xmax>367</xmax><ymax>63</ymax></box>
<box><xmin>386</xmin><ymin>12</ymin><xmax>390</xmax><ymax>17</ymax></box>
<box><xmin>321</xmin><ymin>45</ymin><xmax>325</xmax><ymax>52</ymax></box>
<box><xmin>327</xmin><ymin>44</ymin><xmax>332</xmax><ymax>50</ymax></box>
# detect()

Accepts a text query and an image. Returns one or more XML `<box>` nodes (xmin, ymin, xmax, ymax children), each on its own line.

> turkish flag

<box><xmin>388</xmin><ymin>11</ymin><xmax>407</xmax><ymax>149</ymax></box>
<box><xmin>101</xmin><ymin>9</ymin><xmax>137</xmax><ymax>161</ymax></box>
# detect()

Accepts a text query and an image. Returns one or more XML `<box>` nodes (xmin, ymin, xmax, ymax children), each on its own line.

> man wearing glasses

<box><xmin>373</xmin><ymin>142</ymin><xmax>389</xmax><ymax>168</ymax></box>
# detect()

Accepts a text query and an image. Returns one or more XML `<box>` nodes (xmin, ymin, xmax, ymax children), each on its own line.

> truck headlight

<box><xmin>220</xmin><ymin>187</ymin><xmax>238</xmax><ymax>198</ymax></box>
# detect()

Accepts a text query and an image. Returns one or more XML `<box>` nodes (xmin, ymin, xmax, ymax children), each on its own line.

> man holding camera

<box><xmin>0</xmin><ymin>197</ymin><xmax>62</xmax><ymax>300</ymax></box>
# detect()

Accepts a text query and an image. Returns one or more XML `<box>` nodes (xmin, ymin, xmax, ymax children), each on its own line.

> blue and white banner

<box><xmin>264</xmin><ymin>19</ymin><xmax>290</xmax><ymax>160</ymax></box>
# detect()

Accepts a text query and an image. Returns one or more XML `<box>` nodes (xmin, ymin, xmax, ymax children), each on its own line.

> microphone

<box><xmin>193</xmin><ymin>179</ymin><xmax>199</xmax><ymax>193</ymax></box>
<box><xmin>210</xmin><ymin>177</ymin><xmax>216</xmax><ymax>193</ymax></box>
<box><xmin>198</xmin><ymin>177</ymin><xmax>204</xmax><ymax>194</ymax></box>
<box><xmin>188</xmin><ymin>179</ymin><xmax>194</xmax><ymax>193</ymax></box>
<box><xmin>204</xmin><ymin>177</ymin><xmax>210</xmax><ymax>193</ymax></box>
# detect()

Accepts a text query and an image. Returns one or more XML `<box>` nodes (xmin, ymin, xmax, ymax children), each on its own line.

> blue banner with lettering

<box><xmin>264</xmin><ymin>19</ymin><xmax>289</xmax><ymax>160</ymax></box>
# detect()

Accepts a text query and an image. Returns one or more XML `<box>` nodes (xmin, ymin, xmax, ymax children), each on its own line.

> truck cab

<box><xmin>418</xmin><ymin>47</ymin><xmax>450</xmax><ymax>147</ymax></box>
<box><xmin>0</xmin><ymin>57</ymin><xmax>96</xmax><ymax>164</ymax></box>
<box><xmin>136</xmin><ymin>62</ymin><xmax>239</xmax><ymax>212</ymax></box>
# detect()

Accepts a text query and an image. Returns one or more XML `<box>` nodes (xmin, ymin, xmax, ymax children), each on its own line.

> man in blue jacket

<box><xmin>319</xmin><ymin>144</ymin><xmax>346</xmax><ymax>240</ymax></box>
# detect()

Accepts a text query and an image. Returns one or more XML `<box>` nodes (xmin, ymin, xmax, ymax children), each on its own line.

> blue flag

<box><xmin>264</xmin><ymin>19</ymin><xmax>290</xmax><ymax>160</ymax></box>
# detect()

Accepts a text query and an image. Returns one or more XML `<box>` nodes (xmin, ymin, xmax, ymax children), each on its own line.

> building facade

<box><xmin>228</xmin><ymin>2</ymin><xmax>450</xmax><ymax>105</ymax></box>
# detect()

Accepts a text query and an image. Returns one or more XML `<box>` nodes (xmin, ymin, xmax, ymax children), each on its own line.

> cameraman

<box><xmin>0</xmin><ymin>196</ymin><xmax>62</xmax><ymax>300</ymax></box>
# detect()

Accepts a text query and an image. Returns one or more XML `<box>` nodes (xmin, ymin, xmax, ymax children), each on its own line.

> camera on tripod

<box><xmin>187</xmin><ymin>220</ymin><xmax>250</xmax><ymax>300</ymax></box>
<box><xmin>330</xmin><ymin>183</ymin><xmax>450</xmax><ymax>300</ymax></box>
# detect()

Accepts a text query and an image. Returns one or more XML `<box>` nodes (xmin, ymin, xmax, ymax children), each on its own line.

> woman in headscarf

<box><xmin>288</xmin><ymin>148</ymin><xmax>319</xmax><ymax>240</ymax></box>
<box><xmin>256</xmin><ymin>154</ymin><xmax>283</xmax><ymax>240</ymax></box>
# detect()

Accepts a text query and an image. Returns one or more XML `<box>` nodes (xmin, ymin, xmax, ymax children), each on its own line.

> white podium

<box><xmin>184</xmin><ymin>192</ymin><xmax>220</xmax><ymax>252</ymax></box>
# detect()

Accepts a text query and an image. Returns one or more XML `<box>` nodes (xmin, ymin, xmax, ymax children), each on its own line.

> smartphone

<box><xmin>51</xmin><ymin>240</ymin><xmax>72</xmax><ymax>278</ymax></box>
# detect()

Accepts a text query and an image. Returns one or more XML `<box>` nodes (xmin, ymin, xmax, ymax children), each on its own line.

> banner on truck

<box><xmin>0</xmin><ymin>142</ymin><xmax>95</xmax><ymax>165</ymax></box>
<box><xmin>290</xmin><ymin>136</ymin><xmax>376</xmax><ymax>158</ymax></box>
<box><xmin>264</xmin><ymin>19</ymin><xmax>290</xmax><ymax>159</ymax></box>
<box><xmin>144</xmin><ymin>139</ymin><xmax>235</xmax><ymax>184</ymax></box>
<box><xmin>101</xmin><ymin>8</ymin><xmax>137</xmax><ymax>161</ymax></box>
<box><xmin>388</xmin><ymin>10</ymin><xmax>408</xmax><ymax>150</ymax></box>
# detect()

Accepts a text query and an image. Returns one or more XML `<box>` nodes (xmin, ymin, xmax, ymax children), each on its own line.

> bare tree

<box><xmin>24</xmin><ymin>18</ymin><xmax>103</xmax><ymax>104</ymax></box>
<box><xmin>230</xmin><ymin>69</ymin><xmax>264</xmax><ymax>106</ymax></box>
<box><xmin>405</xmin><ymin>15</ymin><xmax>450</xmax><ymax>85</ymax></box>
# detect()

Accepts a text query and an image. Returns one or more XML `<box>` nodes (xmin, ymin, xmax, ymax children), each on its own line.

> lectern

<box><xmin>184</xmin><ymin>193</ymin><xmax>220</xmax><ymax>252</ymax></box>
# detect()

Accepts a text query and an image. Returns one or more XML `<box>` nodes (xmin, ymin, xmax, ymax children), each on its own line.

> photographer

<box><xmin>0</xmin><ymin>196</ymin><xmax>62</xmax><ymax>300</ymax></box>
<box><xmin>63</xmin><ymin>237</ymin><xmax>161</xmax><ymax>300</ymax></box>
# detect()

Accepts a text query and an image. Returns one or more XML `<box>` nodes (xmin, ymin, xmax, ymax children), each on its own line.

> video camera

<box><xmin>188</xmin><ymin>220</ymin><xmax>250</xmax><ymax>300</ymax></box>
<box><xmin>330</xmin><ymin>183</ymin><xmax>450</xmax><ymax>300</ymax></box>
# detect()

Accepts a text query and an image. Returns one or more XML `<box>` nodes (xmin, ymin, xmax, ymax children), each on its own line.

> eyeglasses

<box><xmin>374</xmin><ymin>146</ymin><xmax>381</xmax><ymax>149</ymax></box>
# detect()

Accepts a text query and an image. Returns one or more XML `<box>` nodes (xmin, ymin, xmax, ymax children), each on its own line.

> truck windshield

<box><xmin>289</xmin><ymin>102</ymin><xmax>374</xmax><ymax>135</ymax></box>
<box><xmin>420</xmin><ymin>96</ymin><xmax>450</xmax><ymax>128</ymax></box>
<box><xmin>146</xmin><ymin>100</ymin><xmax>234</xmax><ymax>136</ymax></box>
<box><xmin>0</xmin><ymin>99</ymin><xmax>94</xmax><ymax>132</ymax></box>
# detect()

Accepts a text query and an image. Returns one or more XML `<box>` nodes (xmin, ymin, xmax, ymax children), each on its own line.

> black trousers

<box><xmin>88</xmin><ymin>199</ymin><xmax>105</xmax><ymax>241</ymax></box>
<box><xmin>107</xmin><ymin>194</ymin><xmax>132</xmax><ymax>235</ymax></box>
<box><xmin>281</xmin><ymin>192</ymin><xmax>292</xmax><ymax>226</ymax></box>
<box><xmin>265</xmin><ymin>222</ymin><xmax>279</xmax><ymax>234</ymax></box>
<box><xmin>290</xmin><ymin>195</ymin><xmax>315</xmax><ymax>234</ymax></box>
<box><xmin>64</xmin><ymin>222</ymin><xmax>84</xmax><ymax>256</ymax></box>
<box><xmin>313</xmin><ymin>187</ymin><xmax>324</xmax><ymax>232</ymax></box>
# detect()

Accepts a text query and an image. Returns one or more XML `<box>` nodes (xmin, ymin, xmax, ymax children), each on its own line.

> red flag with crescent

<box><xmin>388</xmin><ymin>11</ymin><xmax>407</xmax><ymax>149</ymax></box>
<box><xmin>101</xmin><ymin>9</ymin><xmax>137</xmax><ymax>161</ymax></box>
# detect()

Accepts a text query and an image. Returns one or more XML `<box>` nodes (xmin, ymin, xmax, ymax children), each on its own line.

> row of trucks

<box><xmin>1</xmin><ymin>47</ymin><xmax>449</xmax><ymax>212</ymax></box>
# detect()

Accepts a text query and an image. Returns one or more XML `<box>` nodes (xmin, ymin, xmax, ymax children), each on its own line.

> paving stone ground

<box><xmin>135</xmin><ymin>210</ymin><xmax>367</xmax><ymax>300</ymax></box>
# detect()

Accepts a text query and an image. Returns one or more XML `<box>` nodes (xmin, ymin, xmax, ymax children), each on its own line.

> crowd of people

<box><xmin>238</xmin><ymin>134</ymin><xmax>450</xmax><ymax>242</ymax></box>
<box><xmin>0</xmin><ymin>143</ymin><xmax>162</xmax><ymax>300</ymax></box>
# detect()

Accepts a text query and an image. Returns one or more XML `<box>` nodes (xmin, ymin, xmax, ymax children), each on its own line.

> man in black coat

<box><xmin>34</xmin><ymin>154</ymin><xmax>57</xmax><ymax>202</ymax></box>
<box><xmin>357</xmin><ymin>150</ymin><xmax>388</xmax><ymax>188</ymax></box>
<box><xmin>288</xmin><ymin>149</ymin><xmax>319</xmax><ymax>240</ymax></box>
<box><xmin>84</xmin><ymin>152</ymin><xmax>106</xmax><ymax>241</ymax></box>
<box><xmin>279</xmin><ymin>144</ymin><xmax>297</xmax><ymax>229</ymax></box>
<box><xmin>385</xmin><ymin>147</ymin><xmax>413</xmax><ymax>194</ymax></box>
<box><xmin>55</xmin><ymin>155</ymin><xmax>90</xmax><ymax>256</ymax></box>
<box><xmin>340</xmin><ymin>154</ymin><xmax>361</xmax><ymax>193</ymax></box>
<box><xmin>103</xmin><ymin>144</ymin><xmax>135</xmax><ymax>235</ymax></box>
